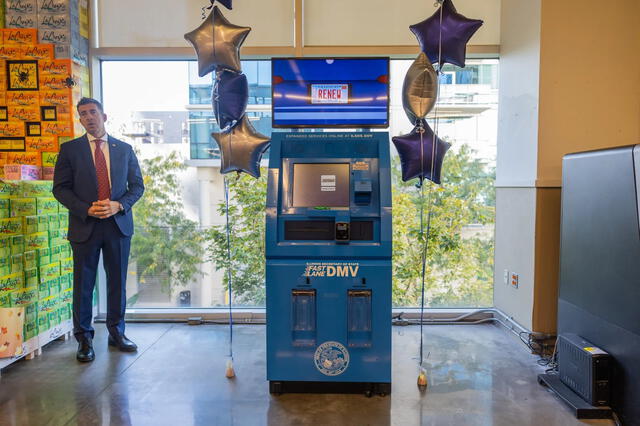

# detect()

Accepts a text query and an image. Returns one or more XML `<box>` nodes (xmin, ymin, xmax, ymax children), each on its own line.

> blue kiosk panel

<box><xmin>266</xmin><ymin>132</ymin><xmax>392</xmax><ymax>395</ymax></box>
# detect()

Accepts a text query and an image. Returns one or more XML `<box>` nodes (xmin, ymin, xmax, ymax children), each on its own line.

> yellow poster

<box><xmin>79</xmin><ymin>0</ymin><xmax>90</xmax><ymax>39</ymax></box>
<box><xmin>7</xmin><ymin>60</ymin><xmax>39</xmax><ymax>91</ymax></box>
<box><xmin>42</xmin><ymin>121</ymin><xmax>72</xmax><ymax>137</ymax></box>
<box><xmin>7</xmin><ymin>91</ymin><xmax>39</xmax><ymax>107</ymax></box>
<box><xmin>8</xmin><ymin>106</ymin><xmax>40</xmax><ymax>122</ymax></box>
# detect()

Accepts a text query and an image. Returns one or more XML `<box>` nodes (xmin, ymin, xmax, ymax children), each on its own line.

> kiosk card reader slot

<box><xmin>335</xmin><ymin>222</ymin><xmax>350</xmax><ymax>242</ymax></box>
<box><xmin>266</xmin><ymin>132</ymin><xmax>391</xmax><ymax>395</ymax></box>
<box><xmin>354</xmin><ymin>180</ymin><xmax>372</xmax><ymax>205</ymax></box>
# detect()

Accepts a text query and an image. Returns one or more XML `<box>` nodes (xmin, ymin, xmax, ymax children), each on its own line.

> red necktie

<box><xmin>94</xmin><ymin>139</ymin><xmax>111</xmax><ymax>200</ymax></box>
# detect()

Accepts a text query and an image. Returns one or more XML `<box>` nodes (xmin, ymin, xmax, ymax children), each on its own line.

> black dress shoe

<box><xmin>77</xmin><ymin>338</ymin><xmax>95</xmax><ymax>362</ymax></box>
<box><xmin>108</xmin><ymin>334</ymin><xmax>138</xmax><ymax>352</ymax></box>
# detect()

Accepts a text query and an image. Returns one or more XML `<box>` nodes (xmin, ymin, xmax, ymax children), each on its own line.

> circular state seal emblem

<box><xmin>314</xmin><ymin>341</ymin><xmax>350</xmax><ymax>376</ymax></box>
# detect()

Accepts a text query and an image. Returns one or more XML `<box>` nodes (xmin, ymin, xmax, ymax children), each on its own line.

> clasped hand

<box><xmin>88</xmin><ymin>200</ymin><xmax>119</xmax><ymax>219</ymax></box>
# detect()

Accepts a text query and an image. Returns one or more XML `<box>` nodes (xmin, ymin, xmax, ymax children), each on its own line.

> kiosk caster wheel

<box><xmin>375</xmin><ymin>383</ymin><xmax>391</xmax><ymax>396</ymax></box>
<box><xmin>364</xmin><ymin>390</ymin><xmax>373</xmax><ymax>398</ymax></box>
<box><xmin>269</xmin><ymin>381</ymin><xmax>284</xmax><ymax>395</ymax></box>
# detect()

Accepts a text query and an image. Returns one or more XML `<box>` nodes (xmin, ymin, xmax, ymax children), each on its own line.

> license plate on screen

<box><xmin>310</xmin><ymin>84</ymin><xmax>349</xmax><ymax>104</ymax></box>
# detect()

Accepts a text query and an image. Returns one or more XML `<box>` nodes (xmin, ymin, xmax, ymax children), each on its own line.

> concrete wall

<box><xmin>494</xmin><ymin>188</ymin><xmax>536</xmax><ymax>329</ymax></box>
<box><xmin>493</xmin><ymin>0</ymin><xmax>541</xmax><ymax>329</ymax></box>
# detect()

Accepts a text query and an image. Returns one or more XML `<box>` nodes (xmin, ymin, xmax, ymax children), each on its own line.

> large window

<box><xmin>101</xmin><ymin>59</ymin><xmax>497</xmax><ymax>309</ymax></box>
<box><xmin>390</xmin><ymin>60</ymin><xmax>498</xmax><ymax>308</ymax></box>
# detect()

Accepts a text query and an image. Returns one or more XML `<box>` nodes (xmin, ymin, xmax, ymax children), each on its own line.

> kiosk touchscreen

<box><xmin>265</xmin><ymin>132</ymin><xmax>392</xmax><ymax>395</ymax></box>
<box><xmin>292</xmin><ymin>163</ymin><xmax>350</xmax><ymax>208</ymax></box>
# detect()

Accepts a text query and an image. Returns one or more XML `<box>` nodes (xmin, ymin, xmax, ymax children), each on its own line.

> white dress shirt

<box><xmin>87</xmin><ymin>132</ymin><xmax>111</xmax><ymax>188</ymax></box>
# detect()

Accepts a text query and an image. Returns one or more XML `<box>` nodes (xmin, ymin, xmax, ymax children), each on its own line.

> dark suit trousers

<box><xmin>70</xmin><ymin>217</ymin><xmax>131</xmax><ymax>342</ymax></box>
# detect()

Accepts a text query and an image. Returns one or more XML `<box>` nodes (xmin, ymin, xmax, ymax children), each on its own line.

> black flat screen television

<box><xmin>271</xmin><ymin>57</ymin><xmax>390</xmax><ymax>128</ymax></box>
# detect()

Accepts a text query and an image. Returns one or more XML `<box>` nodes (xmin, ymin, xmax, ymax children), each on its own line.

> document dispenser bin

<box><xmin>347</xmin><ymin>289</ymin><xmax>372</xmax><ymax>348</ymax></box>
<box><xmin>291</xmin><ymin>289</ymin><xmax>316</xmax><ymax>346</ymax></box>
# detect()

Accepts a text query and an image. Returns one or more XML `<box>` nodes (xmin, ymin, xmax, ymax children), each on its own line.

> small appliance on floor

<box><xmin>538</xmin><ymin>333</ymin><xmax>613</xmax><ymax>419</ymax></box>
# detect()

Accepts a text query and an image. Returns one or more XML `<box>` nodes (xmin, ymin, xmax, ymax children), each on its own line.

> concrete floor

<box><xmin>0</xmin><ymin>323</ymin><xmax>615</xmax><ymax>426</ymax></box>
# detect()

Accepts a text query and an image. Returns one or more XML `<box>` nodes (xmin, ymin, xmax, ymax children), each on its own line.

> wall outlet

<box><xmin>510</xmin><ymin>272</ymin><xmax>519</xmax><ymax>288</ymax></box>
<box><xmin>503</xmin><ymin>269</ymin><xmax>509</xmax><ymax>285</ymax></box>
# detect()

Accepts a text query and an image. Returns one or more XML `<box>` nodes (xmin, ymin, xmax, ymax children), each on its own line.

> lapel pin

<box><xmin>112</xmin><ymin>144</ymin><xmax>116</xmax><ymax>147</ymax></box>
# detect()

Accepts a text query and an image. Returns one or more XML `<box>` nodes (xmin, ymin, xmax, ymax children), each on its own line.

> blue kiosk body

<box><xmin>266</xmin><ymin>132</ymin><xmax>392</xmax><ymax>395</ymax></box>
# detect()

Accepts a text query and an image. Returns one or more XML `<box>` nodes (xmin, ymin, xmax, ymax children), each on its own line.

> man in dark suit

<box><xmin>53</xmin><ymin>97</ymin><xmax>144</xmax><ymax>362</ymax></box>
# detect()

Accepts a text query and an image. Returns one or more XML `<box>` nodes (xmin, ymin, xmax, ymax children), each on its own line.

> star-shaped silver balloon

<box><xmin>212</xmin><ymin>115</ymin><xmax>271</xmax><ymax>178</ymax></box>
<box><xmin>184</xmin><ymin>6</ymin><xmax>251</xmax><ymax>76</ymax></box>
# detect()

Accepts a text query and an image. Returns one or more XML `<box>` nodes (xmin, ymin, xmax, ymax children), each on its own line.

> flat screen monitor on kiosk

<box><xmin>292</xmin><ymin>163</ymin><xmax>350</xmax><ymax>208</ymax></box>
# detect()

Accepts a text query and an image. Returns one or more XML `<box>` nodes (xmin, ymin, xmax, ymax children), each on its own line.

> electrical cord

<box><xmin>612</xmin><ymin>411</ymin><xmax>622</xmax><ymax>426</ymax></box>
<box><xmin>392</xmin><ymin>310</ymin><xmax>517</xmax><ymax>330</ymax></box>
<box><xmin>392</xmin><ymin>315</ymin><xmax>520</xmax><ymax>338</ymax></box>
<box><xmin>516</xmin><ymin>330</ymin><xmax>558</xmax><ymax>373</ymax></box>
<box><xmin>541</xmin><ymin>338</ymin><xmax>558</xmax><ymax>374</ymax></box>
<box><xmin>393</xmin><ymin>309</ymin><xmax>500</xmax><ymax>323</ymax></box>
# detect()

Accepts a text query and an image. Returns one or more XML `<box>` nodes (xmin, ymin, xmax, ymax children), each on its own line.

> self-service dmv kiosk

<box><xmin>265</xmin><ymin>131</ymin><xmax>392</xmax><ymax>395</ymax></box>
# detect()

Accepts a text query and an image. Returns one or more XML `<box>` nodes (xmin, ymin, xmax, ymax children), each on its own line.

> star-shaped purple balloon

<box><xmin>213</xmin><ymin>70</ymin><xmax>249</xmax><ymax>132</ymax></box>
<box><xmin>409</xmin><ymin>0</ymin><xmax>483</xmax><ymax>69</ymax></box>
<box><xmin>215</xmin><ymin>0</ymin><xmax>232</xmax><ymax>10</ymax></box>
<box><xmin>392</xmin><ymin>122</ymin><xmax>451</xmax><ymax>184</ymax></box>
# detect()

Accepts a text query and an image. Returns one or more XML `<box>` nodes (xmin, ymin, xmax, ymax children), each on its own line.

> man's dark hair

<box><xmin>76</xmin><ymin>97</ymin><xmax>104</xmax><ymax>113</ymax></box>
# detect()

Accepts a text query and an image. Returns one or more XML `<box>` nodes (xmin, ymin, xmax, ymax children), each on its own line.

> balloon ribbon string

<box><xmin>418</xmin><ymin>129</ymin><xmax>425</xmax><ymax>368</ymax></box>
<box><xmin>202</xmin><ymin>0</ymin><xmax>214</xmax><ymax>19</ymax></box>
<box><xmin>437</xmin><ymin>1</ymin><xmax>443</xmax><ymax>74</ymax></box>
<box><xmin>213</xmin><ymin>77</ymin><xmax>219</xmax><ymax>130</ymax></box>
<box><xmin>419</xmin><ymin>0</ymin><xmax>445</xmax><ymax>371</ymax></box>
<box><xmin>433</xmin><ymin>3</ymin><xmax>442</xmax><ymax>180</ymax></box>
<box><xmin>418</xmin><ymin>134</ymin><xmax>436</xmax><ymax>370</ymax></box>
<box><xmin>224</xmin><ymin>176</ymin><xmax>234</xmax><ymax>361</ymax></box>
<box><xmin>213</xmin><ymin>72</ymin><xmax>227</xmax><ymax>133</ymax></box>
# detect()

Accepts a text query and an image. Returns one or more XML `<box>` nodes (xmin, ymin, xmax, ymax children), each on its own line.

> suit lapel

<box><xmin>108</xmin><ymin>135</ymin><xmax>122</xmax><ymax>193</ymax></box>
